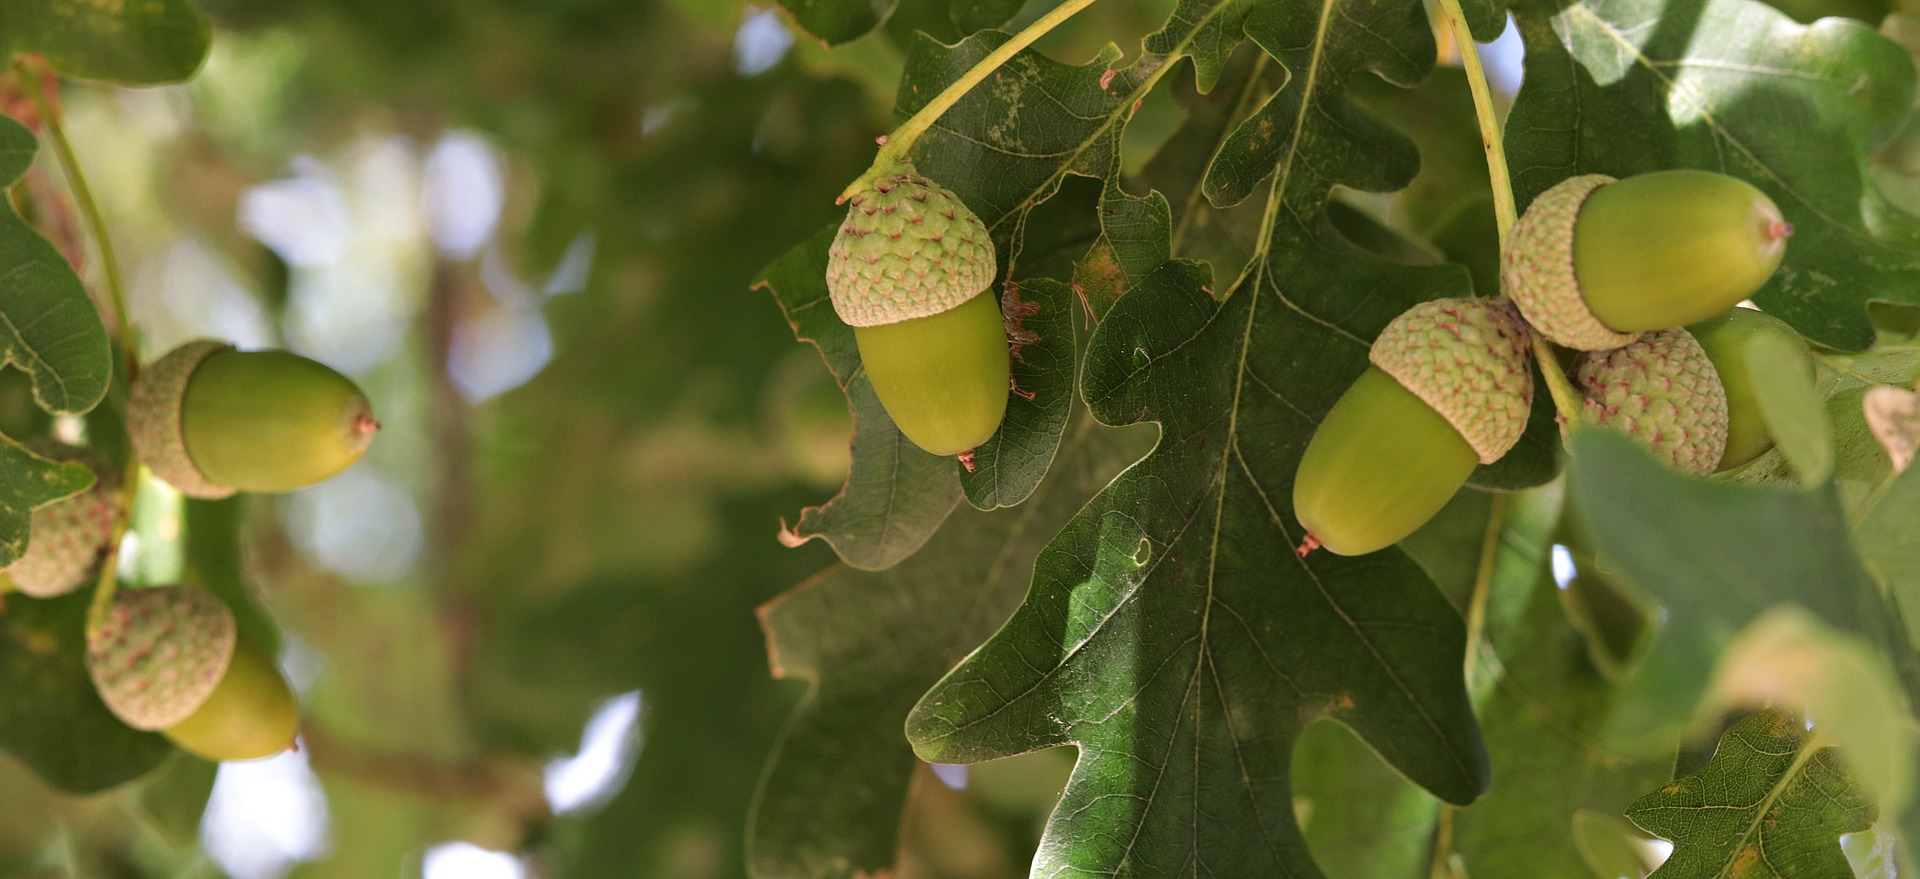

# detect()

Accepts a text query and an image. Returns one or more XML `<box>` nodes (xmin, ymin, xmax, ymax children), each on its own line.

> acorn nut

<box><xmin>3</xmin><ymin>441</ymin><xmax>117</xmax><ymax>598</ymax></box>
<box><xmin>1293</xmin><ymin>297</ymin><xmax>1535</xmax><ymax>557</ymax></box>
<box><xmin>1575</xmin><ymin>328</ymin><xmax>1729</xmax><ymax>474</ymax></box>
<box><xmin>1686</xmin><ymin>308</ymin><xmax>1812</xmax><ymax>471</ymax></box>
<box><xmin>129</xmin><ymin>340</ymin><xmax>378</xmax><ymax>498</ymax></box>
<box><xmin>1505</xmin><ymin>170</ymin><xmax>1791</xmax><ymax>350</ymax></box>
<box><xmin>87</xmin><ymin>586</ymin><xmax>299</xmax><ymax>761</ymax></box>
<box><xmin>826</xmin><ymin>161</ymin><xmax>1009</xmax><ymax>458</ymax></box>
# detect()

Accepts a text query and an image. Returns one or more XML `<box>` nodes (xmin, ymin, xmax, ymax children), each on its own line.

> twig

<box><xmin>837</xmin><ymin>0</ymin><xmax>1105</xmax><ymax>202</ymax></box>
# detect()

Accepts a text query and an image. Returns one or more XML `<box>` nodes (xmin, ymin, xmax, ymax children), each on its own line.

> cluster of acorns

<box><xmin>2</xmin><ymin>340</ymin><xmax>376</xmax><ymax>761</ymax></box>
<box><xmin>1295</xmin><ymin>170</ymin><xmax>1807</xmax><ymax>556</ymax></box>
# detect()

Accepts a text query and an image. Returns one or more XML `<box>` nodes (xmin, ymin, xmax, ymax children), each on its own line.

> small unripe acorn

<box><xmin>1294</xmin><ymin>297</ymin><xmax>1534</xmax><ymax>556</ymax></box>
<box><xmin>1506</xmin><ymin>170</ymin><xmax>1790</xmax><ymax>350</ymax></box>
<box><xmin>826</xmin><ymin>162</ymin><xmax>1009</xmax><ymax>458</ymax></box>
<box><xmin>129</xmin><ymin>340</ymin><xmax>378</xmax><ymax>498</ymax></box>
<box><xmin>3</xmin><ymin>442</ymin><xmax>117</xmax><ymax>598</ymax></box>
<box><xmin>1686</xmin><ymin>308</ymin><xmax>1812</xmax><ymax>470</ymax></box>
<box><xmin>88</xmin><ymin>586</ymin><xmax>237</xmax><ymax>731</ymax></box>
<box><xmin>163</xmin><ymin>643</ymin><xmax>300</xmax><ymax>762</ymax></box>
<box><xmin>1575</xmin><ymin>328</ymin><xmax>1730</xmax><ymax>474</ymax></box>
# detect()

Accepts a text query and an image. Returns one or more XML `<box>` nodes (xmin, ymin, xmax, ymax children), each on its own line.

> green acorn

<box><xmin>1505</xmin><ymin>170</ymin><xmax>1791</xmax><ymax>350</ymax></box>
<box><xmin>1294</xmin><ymin>297</ymin><xmax>1535</xmax><ymax>556</ymax></box>
<box><xmin>1686</xmin><ymin>308</ymin><xmax>1812</xmax><ymax>470</ymax></box>
<box><xmin>3</xmin><ymin>442</ymin><xmax>117</xmax><ymax>599</ymax></box>
<box><xmin>1575</xmin><ymin>328</ymin><xmax>1729</xmax><ymax>474</ymax></box>
<box><xmin>129</xmin><ymin>340</ymin><xmax>378</xmax><ymax>498</ymax></box>
<box><xmin>826</xmin><ymin>162</ymin><xmax>1009</xmax><ymax>458</ymax></box>
<box><xmin>87</xmin><ymin>585</ymin><xmax>299</xmax><ymax>761</ymax></box>
<box><xmin>163</xmin><ymin>643</ymin><xmax>300</xmax><ymax>762</ymax></box>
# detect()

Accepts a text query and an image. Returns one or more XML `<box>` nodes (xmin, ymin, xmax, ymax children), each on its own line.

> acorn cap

<box><xmin>88</xmin><ymin>586</ymin><xmax>238</xmax><ymax>731</ymax></box>
<box><xmin>3</xmin><ymin>441</ymin><xmax>118</xmax><ymax>598</ymax></box>
<box><xmin>826</xmin><ymin>162</ymin><xmax>997</xmax><ymax>328</ymax></box>
<box><xmin>128</xmin><ymin>340</ymin><xmax>237</xmax><ymax>500</ymax></box>
<box><xmin>1369</xmin><ymin>296</ymin><xmax>1535</xmax><ymax>464</ymax></box>
<box><xmin>1504</xmin><ymin>174</ymin><xmax>1641</xmax><ymax>351</ymax></box>
<box><xmin>1575</xmin><ymin>328</ymin><xmax>1729</xmax><ymax>474</ymax></box>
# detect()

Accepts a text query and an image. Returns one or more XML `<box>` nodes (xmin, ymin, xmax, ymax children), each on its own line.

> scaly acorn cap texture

<box><xmin>3</xmin><ymin>441</ymin><xmax>118</xmax><ymax>598</ymax></box>
<box><xmin>1504</xmin><ymin>174</ymin><xmax>1641</xmax><ymax>351</ymax></box>
<box><xmin>1575</xmin><ymin>328</ymin><xmax>1730</xmax><ymax>474</ymax></box>
<box><xmin>128</xmin><ymin>340</ymin><xmax>238</xmax><ymax>500</ymax></box>
<box><xmin>88</xmin><ymin>586</ymin><xmax>238</xmax><ymax>731</ymax></box>
<box><xmin>1369</xmin><ymin>296</ymin><xmax>1535</xmax><ymax>464</ymax></box>
<box><xmin>825</xmin><ymin>162</ymin><xmax>997</xmax><ymax>328</ymax></box>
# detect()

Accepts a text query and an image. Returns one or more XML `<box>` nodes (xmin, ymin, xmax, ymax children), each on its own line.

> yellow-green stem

<box><xmin>1461</xmin><ymin>491</ymin><xmax>1506</xmax><ymax>688</ymax></box>
<box><xmin>84</xmin><ymin>457</ymin><xmax>140</xmax><ymax>641</ymax></box>
<box><xmin>1437</xmin><ymin>12</ymin><xmax>1584</xmax><ymax>423</ymax></box>
<box><xmin>837</xmin><ymin>0</ymin><xmax>1104</xmax><ymax>202</ymax></box>
<box><xmin>17</xmin><ymin>62</ymin><xmax>136</xmax><ymax>383</ymax></box>
<box><xmin>1434</xmin><ymin>0</ymin><xmax>1516</xmax><ymax>250</ymax></box>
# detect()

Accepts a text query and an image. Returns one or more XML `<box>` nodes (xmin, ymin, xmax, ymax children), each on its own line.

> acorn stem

<box><xmin>16</xmin><ymin>60</ymin><xmax>137</xmax><ymax>383</ymax></box>
<box><xmin>1434</xmin><ymin>0</ymin><xmax>1516</xmax><ymax>253</ymax></box>
<box><xmin>1531</xmin><ymin>335</ymin><xmax>1585</xmax><ymax>423</ymax></box>
<box><xmin>83</xmin><ymin>455</ymin><xmax>140</xmax><ymax>643</ymax></box>
<box><xmin>836</xmin><ymin>0</ymin><xmax>1105</xmax><ymax>203</ymax></box>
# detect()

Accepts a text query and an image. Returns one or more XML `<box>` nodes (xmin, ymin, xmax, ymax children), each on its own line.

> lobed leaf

<box><xmin>1626</xmin><ymin>709</ymin><xmax>1874</xmax><ymax>879</ymax></box>
<box><xmin>0</xmin><ymin>116</ymin><xmax>111</xmax><ymax>418</ymax></box>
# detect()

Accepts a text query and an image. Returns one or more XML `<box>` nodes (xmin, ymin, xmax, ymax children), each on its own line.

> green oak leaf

<box><xmin>0</xmin><ymin>589</ymin><xmax>174</xmax><ymax>793</ymax></box>
<box><xmin>0</xmin><ymin>431</ymin><xmax>92</xmax><ymax>568</ymax></box>
<box><xmin>1625</xmin><ymin>709</ymin><xmax>1875</xmax><ymax>879</ymax></box>
<box><xmin>0</xmin><ymin>0</ymin><xmax>212</xmax><ymax>85</ymax></box>
<box><xmin>1566</xmin><ymin>428</ymin><xmax>1884</xmax><ymax>752</ymax></box>
<box><xmin>1506</xmin><ymin>0</ymin><xmax>1920</xmax><ymax>350</ymax></box>
<box><xmin>748</xmin><ymin>414</ymin><xmax>1153</xmax><ymax>879</ymax></box>
<box><xmin>1291</xmin><ymin>719</ymin><xmax>1441</xmax><ymax>879</ymax></box>
<box><xmin>0</xmin><ymin>115</ymin><xmax>111</xmax><ymax>418</ymax></box>
<box><xmin>904</xmin><ymin>0</ymin><xmax>1497</xmax><ymax>872</ymax></box>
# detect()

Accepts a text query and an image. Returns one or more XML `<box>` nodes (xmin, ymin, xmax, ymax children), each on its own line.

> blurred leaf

<box><xmin>1506</xmin><ymin>0</ymin><xmax>1920</xmax><ymax>350</ymax></box>
<box><xmin>759</xmin><ymin>228</ymin><xmax>964</xmax><ymax>571</ymax></box>
<box><xmin>1748</xmin><ymin>332</ymin><xmax>1834</xmax><ymax>486</ymax></box>
<box><xmin>1625</xmin><ymin>709</ymin><xmax>1874</xmax><ymax>879</ymax></box>
<box><xmin>0</xmin><ymin>433</ymin><xmax>91</xmax><ymax>568</ymax></box>
<box><xmin>748</xmin><ymin>414</ymin><xmax>1152</xmax><ymax>879</ymax></box>
<box><xmin>1864</xmin><ymin>384</ymin><xmax>1920</xmax><ymax>472</ymax></box>
<box><xmin>1291</xmin><ymin>720</ymin><xmax>1440</xmax><ymax>879</ymax></box>
<box><xmin>0</xmin><ymin>589</ymin><xmax>173</xmax><ymax>793</ymax></box>
<box><xmin>0</xmin><ymin>116</ymin><xmax>110</xmax><ymax>417</ymax></box>
<box><xmin>1</xmin><ymin>0</ymin><xmax>211</xmax><ymax>85</ymax></box>
<box><xmin>135</xmin><ymin>753</ymin><xmax>218</xmax><ymax>847</ymax></box>
<box><xmin>903</xmin><ymin>0</ymin><xmax>1500</xmax><ymax>871</ymax></box>
<box><xmin>1704</xmin><ymin>607</ymin><xmax>1912</xmax><ymax>816</ymax></box>
<box><xmin>1567</xmin><ymin>427</ymin><xmax>1881</xmax><ymax>752</ymax></box>
<box><xmin>1573</xmin><ymin>810</ymin><xmax>1662</xmax><ymax>879</ymax></box>
<box><xmin>778</xmin><ymin>0</ymin><xmax>895</xmax><ymax>46</ymax></box>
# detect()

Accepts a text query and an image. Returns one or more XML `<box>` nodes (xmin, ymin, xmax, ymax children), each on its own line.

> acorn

<box><xmin>1505</xmin><ymin>170</ymin><xmax>1791</xmax><ymax>350</ymax></box>
<box><xmin>3</xmin><ymin>442</ymin><xmax>117</xmax><ymax>598</ymax></box>
<box><xmin>1686</xmin><ymin>308</ymin><xmax>1812</xmax><ymax>470</ymax></box>
<box><xmin>1293</xmin><ymin>297</ymin><xmax>1535</xmax><ymax>556</ymax></box>
<box><xmin>1574</xmin><ymin>328</ymin><xmax>1729</xmax><ymax>474</ymax></box>
<box><xmin>162</xmin><ymin>643</ymin><xmax>300</xmax><ymax>762</ymax></box>
<box><xmin>128</xmin><ymin>340</ymin><xmax>378</xmax><ymax>498</ymax></box>
<box><xmin>826</xmin><ymin>161</ymin><xmax>1009</xmax><ymax>458</ymax></box>
<box><xmin>87</xmin><ymin>586</ymin><xmax>298</xmax><ymax>761</ymax></box>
